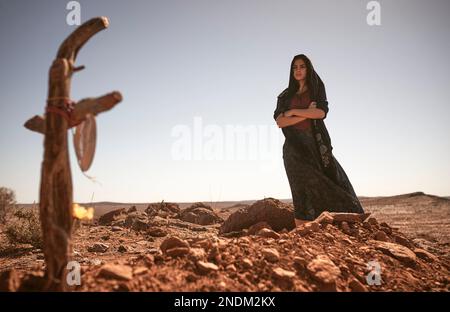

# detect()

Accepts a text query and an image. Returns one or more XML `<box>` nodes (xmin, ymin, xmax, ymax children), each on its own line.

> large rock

<box><xmin>98</xmin><ymin>208</ymin><xmax>127</xmax><ymax>225</ymax></box>
<box><xmin>314</xmin><ymin>211</ymin><xmax>334</xmax><ymax>224</ymax></box>
<box><xmin>306</xmin><ymin>255</ymin><xmax>341</xmax><ymax>289</ymax></box>
<box><xmin>146</xmin><ymin>227</ymin><xmax>168</xmax><ymax>237</ymax></box>
<box><xmin>166</xmin><ymin>247</ymin><xmax>190</xmax><ymax>258</ymax></box>
<box><xmin>272</xmin><ymin>267</ymin><xmax>296</xmax><ymax>289</ymax></box>
<box><xmin>374</xmin><ymin>230</ymin><xmax>389</xmax><ymax>242</ymax></box>
<box><xmin>257</xmin><ymin>228</ymin><xmax>281</xmax><ymax>239</ymax></box>
<box><xmin>273</xmin><ymin>267</ymin><xmax>296</xmax><ymax>283</ymax></box>
<box><xmin>392</xmin><ymin>233</ymin><xmax>414</xmax><ymax>249</ymax></box>
<box><xmin>248</xmin><ymin>221</ymin><xmax>272</xmax><ymax>235</ymax></box>
<box><xmin>87</xmin><ymin>242</ymin><xmax>109</xmax><ymax>253</ymax></box>
<box><xmin>160</xmin><ymin>236</ymin><xmax>190</xmax><ymax>257</ymax></box>
<box><xmin>148</xmin><ymin>216</ymin><xmax>169</xmax><ymax>227</ymax></box>
<box><xmin>188</xmin><ymin>248</ymin><xmax>207</xmax><ymax>261</ymax></box>
<box><xmin>196</xmin><ymin>261</ymin><xmax>219</xmax><ymax>274</ymax></box>
<box><xmin>146</xmin><ymin>201</ymin><xmax>180</xmax><ymax>218</ymax></box>
<box><xmin>98</xmin><ymin>264</ymin><xmax>133</xmax><ymax>281</ymax></box>
<box><xmin>371</xmin><ymin>240</ymin><xmax>417</xmax><ymax>265</ymax></box>
<box><xmin>413</xmin><ymin>248</ymin><xmax>439</xmax><ymax>262</ymax></box>
<box><xmin>220</xmin><ymin>198</ymin><xmax>295</xmax><ymax>234</ymax></box>
<box><xmin>123</xmin><ymin>212</ymin><xmax>149</xmax><ymax>231</ymax></box>
<box><xmin>293</xmin><ymin>221</ymin><xmax>320</xmax><ymax>236</ymax></box>
<box><xmin>262</xmin><ymin>248</ymin><xmax>280</xmax><ymax>263</ymax></box>
<box><xmin>178</xmin><ymin>202</ymin><xmax>223</xmax><ymax>225</ymax></box>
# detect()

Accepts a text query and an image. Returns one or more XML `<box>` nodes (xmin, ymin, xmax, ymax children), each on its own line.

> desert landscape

<box><xmin>0</xmin><ymin>191</ymin><xmax>449</xmax><ymax>292</ymax></box>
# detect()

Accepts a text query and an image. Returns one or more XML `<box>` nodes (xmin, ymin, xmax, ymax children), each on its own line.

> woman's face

<box><xmin>292</xmin><ymin>59</ymin><xmax>307</xmax><ymax>81</ymax></box>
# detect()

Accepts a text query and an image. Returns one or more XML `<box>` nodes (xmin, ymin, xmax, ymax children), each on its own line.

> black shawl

<box><xmin>273</xmin><ymin>64</ymin><xmax>340</xmax><ymax>185</ymax></box>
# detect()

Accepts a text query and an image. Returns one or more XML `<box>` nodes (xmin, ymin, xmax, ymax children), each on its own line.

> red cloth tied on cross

<box><xmin>45</xmin><ymin>97</ymin><xmax>83</xmax><ymax>128</ymax></box>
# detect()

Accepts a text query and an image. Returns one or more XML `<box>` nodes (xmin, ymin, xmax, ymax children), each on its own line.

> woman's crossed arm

<box><xmin>276</xmin><ymin>102</ymin><xmax>319</xmax><ymax>128</ymax></box>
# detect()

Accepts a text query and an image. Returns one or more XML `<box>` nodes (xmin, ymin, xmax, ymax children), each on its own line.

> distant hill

<box><xmin>18</xmin><ymin>192</ymin><xmax>450</xmax><ymax>209</ymax></box>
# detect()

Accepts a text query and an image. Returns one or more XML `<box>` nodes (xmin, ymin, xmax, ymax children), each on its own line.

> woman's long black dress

<box><xmin>277</xmin><ymin>89</ymin><xmax>364</xmax><ymax>221</ymax></box>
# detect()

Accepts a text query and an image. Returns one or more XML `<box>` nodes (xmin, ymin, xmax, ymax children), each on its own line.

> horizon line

<box><xmin>17</xmin><ymin>191</ymin><xmax>450</xmax><ymax>205</ymax></box>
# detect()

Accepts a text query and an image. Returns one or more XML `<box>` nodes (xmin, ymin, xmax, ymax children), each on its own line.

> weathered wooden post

<box><xmin>24</xmin><ymin>17</ymin><xmax>122</xmax><ymax>291</ymax></box>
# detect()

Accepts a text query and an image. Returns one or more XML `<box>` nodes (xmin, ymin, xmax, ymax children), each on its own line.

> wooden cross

<box><xmin>24</xmin><ymin>17</ymin><xmax>122</xmax><ymax>291</ymax></box>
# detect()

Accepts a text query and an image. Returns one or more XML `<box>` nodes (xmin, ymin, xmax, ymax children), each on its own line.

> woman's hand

<box><xmin>276</xmin><ymin>113</ymin><xmax>285</xmax><ymax>127</ymax></box>
<box><xmin>284</xmin><ymin>102</ymin><xmax>319</xmax><ymax>118</ymax></box>
<box><xmin>276</xmin><ymin>113</ymin><xmax>308</xmax><ymax>128</ymax></box>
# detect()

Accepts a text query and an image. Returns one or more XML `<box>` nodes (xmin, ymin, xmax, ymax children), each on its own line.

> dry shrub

<box><xmin>0</xmin><ymin>186</ymin><xmax>16</xmax><ymax>224</ymax></box>
<box><xmin>5</xmin><ymin>207</ymin><xmax>43</xmax><ymax>248</ymax></box>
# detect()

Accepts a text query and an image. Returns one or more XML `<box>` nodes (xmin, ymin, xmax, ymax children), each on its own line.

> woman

<box><xmin>274</xmin><ymin>54</ymin><xmax>364</xmax><ymax>227</ymax></box>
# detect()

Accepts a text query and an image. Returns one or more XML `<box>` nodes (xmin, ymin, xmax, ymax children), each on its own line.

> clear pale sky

<box><xmin>0</xmin><ymin>0</ymin><xmax>449</xmax><ymax>203</ymax></box>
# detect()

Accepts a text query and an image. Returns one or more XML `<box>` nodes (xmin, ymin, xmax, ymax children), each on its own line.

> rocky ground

<box><xmin>0</xmin><ymin>193</ymin><xmax>449</xmax><ymax>292</ymax></box>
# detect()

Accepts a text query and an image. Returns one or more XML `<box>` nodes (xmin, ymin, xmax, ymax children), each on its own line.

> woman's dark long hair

<box><xmin>287</xmin><ymin>54</ymin><xmax>326</xmax><ymax>102</ymax></box>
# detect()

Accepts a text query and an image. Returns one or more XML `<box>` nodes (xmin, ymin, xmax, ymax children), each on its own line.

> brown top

<box><xmin>289</xmin><ymin>89</ymin><xmax>312</xmax><ymax>131</ymax></box>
